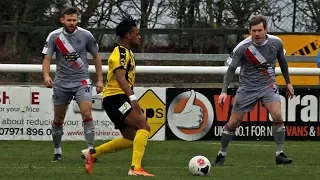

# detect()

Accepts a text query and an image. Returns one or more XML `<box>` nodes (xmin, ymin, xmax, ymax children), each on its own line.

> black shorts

<box><xmin>103</xmin><ymin>94</ymin><xmax>132</xmax><ymax>129</ymax></box>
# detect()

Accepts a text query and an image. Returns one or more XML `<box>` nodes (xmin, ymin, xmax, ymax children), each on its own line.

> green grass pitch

<box><xmin>1</xmin><ymin>140</ymin><xmax>319</xmax><ymax>180</ymax></box>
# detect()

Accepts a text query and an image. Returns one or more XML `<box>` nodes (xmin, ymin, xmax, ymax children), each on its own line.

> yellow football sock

<box><xmin>131</xmin><ymin>129</ymin><xmax>150</xmax><ymax>170</ymax></box>
<box><xmin>92</xmin><ymin>137</ymin><xmax>133</xmax><ymax>158</ymax></box>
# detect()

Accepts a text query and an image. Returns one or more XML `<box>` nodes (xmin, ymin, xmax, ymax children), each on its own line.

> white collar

<box><xmin>252</xmin><ymin>35</ymin><xmax>268</xmax><ymax>46</ymax></box>
<box><xmin>63</xmin><ymin>27</ymin><xmax>78</xmax><ymax>35</ymax></box>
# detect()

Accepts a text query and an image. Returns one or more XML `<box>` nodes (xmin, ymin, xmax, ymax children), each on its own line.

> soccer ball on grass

<box><xmin>188</xmin><ymin>155</ymin><xmax>211</xmax><ymax>176</ymax></box>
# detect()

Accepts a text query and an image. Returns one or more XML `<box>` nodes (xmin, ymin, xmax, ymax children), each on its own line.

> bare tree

<box><xmin>294</xmin><ymin>0</ymin><xmax>320</xmax><ymax>32</ymax></box>
<box><xmin>167</xmin><ymin>0</ymin><xmax>205</xmax><ymax>53</ymax></box>
<box><xmin>209</xmin><ymin>0</ymin><xmax>228</xmax><ymax>53</ymax></box>
<box><xmin>68</xmin><ymin>0</ymin><xmax>109</xmax><ymax>28</ymax></box>
<box><xmin>266</xmin><ymin>0</ymin><xmax>294</xmax><ymax>32</ymax></box>
<box><xmin>205</xmin><ymin>0</ymin><xmax>284</xmax><ymax>51</ymax></box>
<box><xmin>0</xmin><ymin>0</ymin><xmax>55</xmax><ymax>53</ymax></box>
<box><xmin>91</xmin><ymin>0</ymin><xmax>118</xmax><ymax>28</ymax></box>
<box><xmin>115</xmin><ymin>0</ymin><xmax>170</xmax><ymax>52</ymax></box>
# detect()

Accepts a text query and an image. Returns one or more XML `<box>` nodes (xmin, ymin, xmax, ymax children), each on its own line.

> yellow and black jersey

<box><xmin>102</xmin><ymin>45</ymin><xmax>136</xmax><ymax>97</ymax></box>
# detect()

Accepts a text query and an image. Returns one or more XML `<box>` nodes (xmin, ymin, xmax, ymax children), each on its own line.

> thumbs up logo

<box><xmin>167</xmin><ymin>90</ymin><xmax>214</xmax><ymax>141</ymax></box>
<box><xmin>173</xmin><ymin>90</ymin><xmax>204</xmax><ymax>129</ymax></box>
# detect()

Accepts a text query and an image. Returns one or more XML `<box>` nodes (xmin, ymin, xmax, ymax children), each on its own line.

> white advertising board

<box><xmin>0</xmin><ymin>86</ymin><xmax>166</xmax><ymax>141</ymax></box>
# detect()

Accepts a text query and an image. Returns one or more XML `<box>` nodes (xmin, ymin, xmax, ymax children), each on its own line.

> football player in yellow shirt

<box><xmin>83</xmin><ymin>15</ymin><xmax>154</xmax><ymax>177</ymax></box>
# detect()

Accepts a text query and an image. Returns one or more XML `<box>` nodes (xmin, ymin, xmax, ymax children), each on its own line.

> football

<box><xmin>188</xmin><ymin>155</ymin><xmax>211</xmax><ymax>176</ymax></box>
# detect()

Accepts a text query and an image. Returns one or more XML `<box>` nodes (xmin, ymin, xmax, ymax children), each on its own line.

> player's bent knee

<box><xmin>269</xmin><ymin>108</ymin><xmax>283</xmax><ymax>122</ymax></box>
<box><xmin>125</xmin><ymin>110</ymin><xmax>147</xmax><ymax>130</ymax></box>
<box><xmin>139</xmin><ymin>114</ymin><xmax>150</xmax><ymax>131</ymax></box>
<box><xmin>141</xmin><ymin>123</ymin><xmax>150</xmax><ymax>132</ymax></box>
<box><xmin>81</xmin><ymin>112</ymin><xmax>92</xmax><ymax>121</ymax></box>
<box><xmin>79</xmin><ymin>101</ymin><xmax>92</xmax><ymax>119</ymax></box>
<box><xmin>272</xmin><ymin>112</ymin><xmax>283</xmax><ymax>122</ymax></box>
<box><xmin>134</xmin><ymin>118</ymin><xmax>150</xmax><ymax>132</ymax></box>
<box><xmin>127</xmin><ymin>117</ymin><xmax>150</xmax><ymax>132</ymax></box>
<box><xmin>228</xmin><ymin>112</ymin><xmax>245</xmax><ymax>129</ymax></box>
<box><xmin>54</xmin><ymin>105</ymin><xmax>68</xmax><ymax>122</ymax></box>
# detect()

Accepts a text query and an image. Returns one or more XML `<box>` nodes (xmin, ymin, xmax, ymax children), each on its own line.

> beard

<box><xmin>64</xmin><ymin>25</ymin><xmax>77</xmax><ymax>34</ymax></box>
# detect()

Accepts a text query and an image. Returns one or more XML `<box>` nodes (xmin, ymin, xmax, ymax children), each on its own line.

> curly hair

<box><xmin>116</xmin><ymin>15</ymin><xmax>138</xmax><ymax>38</ymax></box>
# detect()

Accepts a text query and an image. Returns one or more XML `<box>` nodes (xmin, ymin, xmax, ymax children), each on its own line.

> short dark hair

<box><xmin>116</xmin><ymin>15</ymin><xmax>137</xmax><ymax>38</ymax></box>
<box><xmin>249</xmin><ymin>15</ymin><xmax>267</xmax><ymax>29</ymax></box>
<box><xmin>61</xmin><ymin>7</ymin><xmax>80</xmax><ymax>18</ymax></box>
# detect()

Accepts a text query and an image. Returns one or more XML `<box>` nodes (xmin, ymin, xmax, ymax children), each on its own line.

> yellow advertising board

<box><xmin>277</xmin><ymin>35</ymin><xmax>320</xmax><ymax>56</ymax></box>
<box><xmin>275</xmin><ymin>35</ymin><xmax>319</xmax><ymax>85</ymax></box>
<box><xmin>138</xmin><ymin>89</ymin><xmax>166</xmax><ymax>139</ymax></box>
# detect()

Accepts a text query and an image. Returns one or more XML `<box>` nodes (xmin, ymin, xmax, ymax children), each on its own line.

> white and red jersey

<box><xmin>227</xmin><ymin>34</ymin><xmax>287</xmax><ymax>89</ymax></box>
<box><xmin>42</xmin><ymin>27</ymin><xmax>99</xmax><ymax>88</ymax></box>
